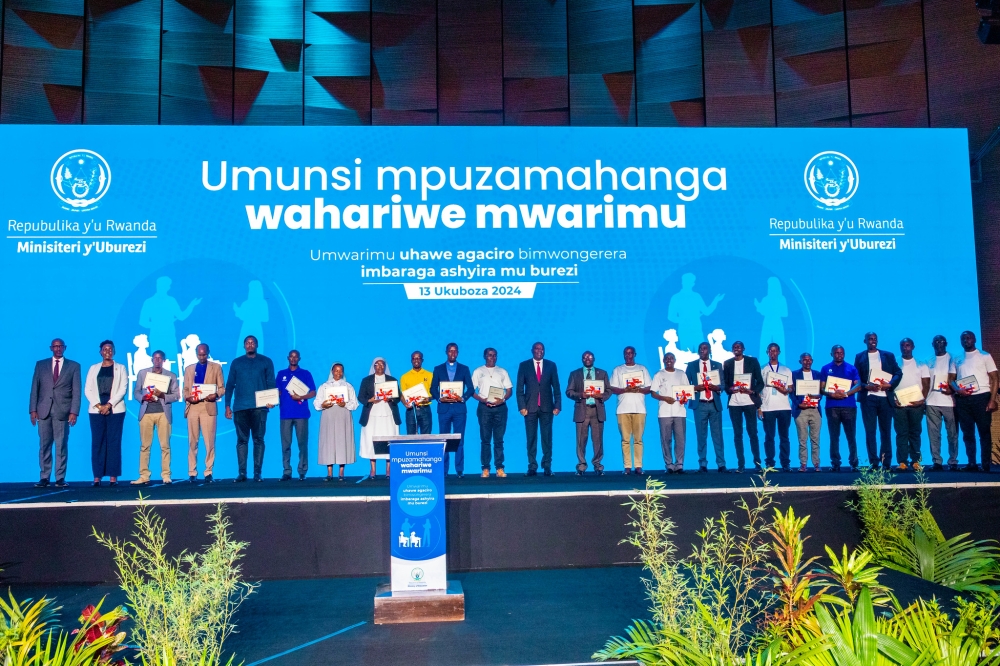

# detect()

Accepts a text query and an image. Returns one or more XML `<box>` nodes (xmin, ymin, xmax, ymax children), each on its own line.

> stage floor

<box><xmin>6</xmin><ymin>566</ymin><xmax>956</xmax><ymax>666</ymax></box>
<box><xmin>3</xmin><ymin>467</ymin><xmax>997</xmax><ymax>506</ymax></box>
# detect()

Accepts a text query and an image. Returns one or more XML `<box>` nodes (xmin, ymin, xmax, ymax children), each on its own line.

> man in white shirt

<box><xmin>722</xmin><ymin>341</ymin><xmax>764</xmax><ymax>473</ymax></box>
<box><xmin>472</xmin><ymin>348</ymin><xmax>513</xmax><ymax>478</ymax></box>
<box><xmin>893</xmin><ymin>338</ymin><xmax>930</xmax><ymax>471</ymax></box>
<box><xmin>651</xmin><ymin>353</ymin><xmax>690</xmax><ymax>472</ymax></box>
<box><xmin>854</xmin><ymin>332</ymin><xmax>902</xmax><ymax>469</ymax></box>
<box><xmin>760</xmin><ymin>343</ymin><xmax>793</xmax><ymax>471</ymax></box>
<box><xmin>926</xmin><ymin>335</ymin><xmax>959</xmax><ymax>471</ymax></box>
<box><xmin>954</xmin><ymin>330</ymin><xmax>999</xmax><ymax>472</ymax></box>
<box><xmin>610</xmin><ymin>346</ymin><xmax>652</xmax><ymax>474</ymax></box>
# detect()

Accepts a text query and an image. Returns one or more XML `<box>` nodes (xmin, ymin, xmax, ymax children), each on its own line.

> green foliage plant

<box><xmin>92</xmin><ymin>499</ymin><xmax>257</xmax><ymax>666</ymax></box>
<box><xmin>766</xmin><ymin>507</ymin><xmax>830</xmax><ymax>638</ymax></box>
<box><xmin>0</xmin><ymin>595</ymin><xmax>126</xmax><ymax>666</ymax></box>
<box><xmin>821</xmin><ymin>545</ymin><xmax>891</xmax><ymax>607</ymax></box>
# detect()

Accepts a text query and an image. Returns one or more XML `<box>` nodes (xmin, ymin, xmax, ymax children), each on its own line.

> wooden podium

<box><xmin>372</xmin><ymin>434</ymin><xmax>465</xmax><ymax>624</ymax></box>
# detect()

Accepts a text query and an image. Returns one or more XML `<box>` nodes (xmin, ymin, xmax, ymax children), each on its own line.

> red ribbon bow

<box><xmin>626</xmin><ymin>378</ymin><xmax>643</xmax><ymax>388</ymax></box>
<box><xmin>585</xmin><ymin>385</ymin><xmax>601</xmax><ymax>397</ymax></box>
<box><xmin>770</xmin><ymin>379</ymin><xmax>787</xmax><ymax>390</ymax></box>
<box><xmin>937</xmin><ymin>382</ymin><xmax>949</xmax><ymax>391</ymax></box>
<box><xmin>676</xmin><ymin>390</ymin><xmax>692</xmax><ymax>405</ymax></box>
<box><xmin>144</xmin><ymin>385</ymin><xmax>157</xmax><ymax>400</ymax></box>
<box><xmin>802</xmin><ymin>396</ymin><xmax>819</xmax><ymax>407</ymax></box>
<box><xmin>733</xmin><ymin>381</ymin><xmax>749</xmax><ymax>391</ymax></box>
<box><xmin>377</xmin><ymin>389</ymin><xmax>393</xmax><ymax>401</ymax></box>
<box><xmin>190</xmin><ymin>385</ymin><xmax>203</xmax><ymax>401</ymax></box>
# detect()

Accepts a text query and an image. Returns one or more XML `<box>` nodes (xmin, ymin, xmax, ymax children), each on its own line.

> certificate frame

<box><xmin>894</xmin><ymin>384</ymin><xmax>924</xmax><ymax>406</ymax></box>
<box><xmin>255</xmin><ymin>388</ymin><xmax>280</xmax><ymax>408</ymax></box>
<box><xmin>439</xmin><ymin>381</ymin><xmax>464</xmax><ymax>400</ymax></box>
<box><xmin>796</xmin><ymin>380</ymin><xmax>821</xmax><ymax>396</ymax></box>
<box><xmin>486</xmin><ymin>386</ymin><xmax>506</xmax><ymax>402</ymax></box>
<box><xmin>375</xmin><ymin>380</ymin><xmax>399</xmax><ymax>400</ymax></box>
<box><xmin>584</xmin><ymin>379</ymin><xmax>605</xmax><ymax>397</ymax></box>
<box><xmin>732</xmin><ymin>373</ymin><xmax>752</xmax><ymax>391</ymax></box>
<box><xmin>142</xmin><ymin>371</ymin><xmax>171</xmax><ymax>393</ymax></box>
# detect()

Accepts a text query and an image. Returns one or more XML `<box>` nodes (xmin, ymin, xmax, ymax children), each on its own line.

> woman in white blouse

<box><xmin>313</xmin><ymin>363</ymin><xmax>359</xmax><ymax>481</ymax></box>
<box><xmin>84</xmin><ymin>340</ymin><xmax>127</xmax><ymax>486</ymax></box>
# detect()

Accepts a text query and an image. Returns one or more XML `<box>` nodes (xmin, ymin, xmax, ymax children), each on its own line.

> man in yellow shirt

<box><xmin>400</xmin><ymin>351</ymin><xmax>434</xmax><ymax>434</ymax></box>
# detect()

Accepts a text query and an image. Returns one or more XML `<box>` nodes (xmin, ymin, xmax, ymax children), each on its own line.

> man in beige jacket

<box><xmin>184</xmin><ymin>343</ymin><xmax>225</xmax><ymax>482</ymax></box>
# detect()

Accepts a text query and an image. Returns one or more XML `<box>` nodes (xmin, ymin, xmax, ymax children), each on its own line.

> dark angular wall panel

<box><xmin>84</xmin><ymin>0</ymin><xmax>160</xmax><ymax>124</ymax></box>
<box><xmin>305</xmin><ymin>0</ymin><xmax>369</xmax><ymax>125</ymax></box>
<box><xmin>702</xmin><ymin>0</ymin><xmax>774</xmax><ymax>126</ymax></box>
<box><xmin>634</xmin><ymin>0</ymin><xmax>704</xmax><ymax>126</ymax></box>
<box><xmin>235</xmin><ymin>0</ymin><xmax>303</xmax><ymax>125</ymax></box>
<box><xmin>160</xmin><ymin>0</ymin><xmax>234</xmax><ymax>124</ymax></box>
<box><xmin>503</xmin><ymin>0</ymin><xmax>568</xmax><ymax>125</ymax></box>
<box><xmin>845</xmin><ymin>0</ymin><xmax>927</xmax><ymax>127</ymax></box>
<box><xmin>371</xmin><ymin>0</ymin><xmax>436</xmax><ymax>125</ymax></box>
<box><xmin>1</xmin><ymin>0</ymin><xmax>84</xmax><ymax>123</ymax></box>
<box><xmin>438</xmin><ymin>0</ymin><xmax>501</xmax><ymax>125</ymax></box>
<box><xmin>568</xmin><ymin>0</ymin><xmax>635</xmax><ymax>126</ymax></box>
<box><xmin>772</xmin><ymin>0</ymin><xmax>849</xmax><ymax>127</ymax></box>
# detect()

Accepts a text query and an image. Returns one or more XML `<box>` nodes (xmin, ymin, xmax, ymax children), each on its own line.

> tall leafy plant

<box><xmin>0</xmin><ymin>595</ymin><xmax>127</xmax><ymax>666</ymax></box>
<box><xmin>93</xmin><ymin>500</ymin><xmax>256</xmax><ymax>666</ymax></box>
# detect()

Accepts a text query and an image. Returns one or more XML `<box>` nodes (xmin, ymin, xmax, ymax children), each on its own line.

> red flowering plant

<box><xmin>72</xmin><ymin>602</ymin><xmax>128</xmax><ymax>666</ymax></box>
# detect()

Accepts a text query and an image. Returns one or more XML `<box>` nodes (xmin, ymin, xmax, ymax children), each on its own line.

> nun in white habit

<box><xmin>313</xmin><ymin>363</ymin><xmax>358</xmax><ymax>481</ymax></box>
<box><xmin>357</xmin><ymin>356</ymin><xmax>402</xmax><ymax>479</ymax></box>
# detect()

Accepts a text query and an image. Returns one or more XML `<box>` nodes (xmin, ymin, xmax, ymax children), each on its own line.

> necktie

<box><xmin>586</xmin><ymin>368</ymin><xmax>594</xmax><ymax>405</ymax></box>
<box><xmin>536</xmin><ymin>361</ymin><xmax>542</xmax><ymax>406</ymax></box>
<box><xmin>53</xmin><ymin>359</ymin><xmax>60</xmax><ymax>384</ymax></box>
<box><xmin>703</xmin><ymin>361</ymin><xmax>712</xmax><ymax>400</ymax></box>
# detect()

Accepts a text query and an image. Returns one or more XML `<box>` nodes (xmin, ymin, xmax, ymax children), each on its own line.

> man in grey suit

<box><xmin>686</xmin><ymin>342</ymin><xmax>728</xmax><ymax>472</ymax></box>
<box><xmin>565</xmin><ymin>351</ymin><xmax>612</xmax><ymax>475</ymax></box>
<box><xmin>29</xmin><ymin>338</ymin><xmax>81</xmax><ymax>487</ymax></box>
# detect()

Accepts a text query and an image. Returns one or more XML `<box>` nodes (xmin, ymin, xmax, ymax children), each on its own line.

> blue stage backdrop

<box><xmin>0</xmin><ymin>126</ymin><xmax>979</xmax><ymax>482</ymax></box>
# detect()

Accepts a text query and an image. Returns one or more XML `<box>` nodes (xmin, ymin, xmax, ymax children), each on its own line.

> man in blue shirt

<box><xmin>820</xmin><ymin>345</ymin><xmax>862</xmax><ymax>472</ymax></box>
<box><xmin>225</xmin><ymin>335</ymin><xmax>276</xmax><ymax>482</ymax></box>
<box><xmin>276</xmin><ymin>350</ymin><xmax>316</xmax><ymax>481</ymax></box>
<box><xmin>430</xmin><ymin>342</ymin><xmax>475</xmax><ymax>477</ymax></box>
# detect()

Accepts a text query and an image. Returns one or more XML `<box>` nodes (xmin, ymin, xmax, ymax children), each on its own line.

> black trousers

<box><xmin>893</xmin><ymin>406</ymin><xmax>924</xmax><ymax>464</ymax></box>
<box><xmin>478</xmin><ymin>403</ymin><xmax>508</xmax><ymax>470</ymax></box>
<box><xmin>234</xmin><ymin>408</ymin><xmax>268</xmax><ymax>476</ymax></box>
<box><xmin>956</xmin><ymin>393</ymin><xmax>993</xmax><ymax>469</ymax></box>
<box><xmin>861</xmin><ymin>394</ymin><xmax>894</xmax><ymax>465</ymax></box>
<box><xmin>728</xmin><ymin>404</ymin><xmax>761</xmax><ymax>468</ymax></box>
<box><xmin>762</xmin><ymin>410</ymin><xmax>792</xmax><ymax>468</ymax></box>
<box><xmin>826</xmin><ymin>406</ymin><xmax>859</xmax><ymax>468</ymax></box>
<box><xmin>524</xmin><ymin>410</ymin><xmax>554</xmax><ymax>471</ymax></box>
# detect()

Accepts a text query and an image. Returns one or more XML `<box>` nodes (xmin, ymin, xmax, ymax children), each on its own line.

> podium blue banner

<box><xmin>0</xmin><ymin>126</ymin><xmax>980</xmax><ymax>480</ymax></box>
<box><xmin>389</xmin><ymin>441</ymin><xmax>447</xmax><ymax>592</ymax></box>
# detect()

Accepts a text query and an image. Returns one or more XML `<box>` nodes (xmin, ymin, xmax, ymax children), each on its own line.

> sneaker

<box><xmin>634</xmin><ymin>468</ymin><xmax>643</xmax><ymax>475</ymax></box>
<box><xmin>34</xmin><ymin>479</ymin><xmax>50</xmax><ymax>488</ymax></box>
<box><xmin>299</xmin><ymin>474</ymin><xmax>306</xmax><ymax>481</ymax></box>
<box><xmin>189</xmin><ymin>475</ymin><xmax>197</xmax><ymax>483</ymax></box>
<box><xmin>162</xmin><ymin>480</ymin><xmax>172</xmax><ymax>485</ymax></box>
<box><xmin>623</xmin><ymin>469</ymin><xmax>631</xmax><ymax>475</ymax></box>
<box><xmin>898</xmin><ymin>463</ymin><xmax>908</xmax><ymax>472</ymax></box>
<box><xmin>832</xmin><ymin>465</ymin><xmax>842</xmax><ymax>472</ymax></box>
<box><xmin>930</xmin><ymin>463</ymin><xmax>943</xmax><ymax>472</ymax></box>
<box><xmin>595</xmin><ymin>469</ymin><xmax>605</xmax><ymax>476</ymax></box>
<box><xmin>699</xmin><ymin>466</ymin><xmax>708</xmax><ymax>473</ymax></box>
<box><xmin>204</xmin><ymin>474</ymin><xmax>214</xmax><ymax>483</ymax></box>
<box><xmin>481</xmin><ymin>469</ymin><xmax>490</xmax><ymax>478</ymax></box>
<box><xmin>814</xmin><ymin>465</ymin><xmax>822</xmax><ymax>472</ymax></box>
<box><xmin>54</xmin><ymin>479</ymin><xmax>68</xmax><ymax>488</ymax></box>
<box><xmin>253</xmin><ymin>475</ymin><xmax>263</xmax><ymax>482</ymax></box>
<box><xmin>542</xmin><ymin>469</ymin><xmax>552</xmax><ymax>477</ymax></box>
<box><xmin>781</xmin><ymin>467</ymin><xmax>791</xmax><ymax>473</ymax></box>
<box><xmin>526</xmin><ymin>469</ymin><xmax>537</xmax><ymax>476</ymax></box>
<box><xmin>576</xmin><ymin>470</ymin><xmax>585</xmax><ymax>476</ymax></box>
<box><xmin>234</xmin><ymin>475</ymin><xmax>247</xmax><ymax>483</ymax></box>
<box><xmin>674</xmin><ymin>468</ymin><xmax>684</xmax><ymax>474</ymax></box>
<box><xmin>965</xmin><ymin>463</ymin><xmax>979</xmax><ymax>472</ymax></box>
<box><xmin>850</xmin><ymin>466</ymin><xmax>860</xmax><ymax>473</ymax></box>
<box><xmin>497</xmin><ymin>469</ymin><xmax>507</xmax><ymax>478</ymax></box>
<box><xmin>870</xmin><ymin>462</ymin><xmax>880</xmax><ymax>471</ymax></box>
<box><xmin>754</xmin><ymin>464</ymin><xmax>763</xmax><ymax>473</ymax></box>
<box><xmin>799</xmin><ymin>464</ymin><xmax>807</xmax><ymax>472</ymax></box>
<box><xmin>735</xmin><ymin>467</ymin><xmax>744</xmax><ymax>474</ymax></box>
<box><xmin>912</xmin><ymin>462</ymin><xmax>922</xmax><ymax>472</ymax></box>
<box><xmin>949</xmin><ymin>464</ymin><xmax>959</xmax><ymax>472</ymax></box>
<box><xmin>280</xmin><ymin>473</ymin><xmax>292</xmax><ymax>482</ymax></box>
<box><xmin>457</xmin><ymin>473</ymin><xmax>465</xmax><ymax>479</ymax></box>
<box><xmin>718</xmin><ymin>466</ymin><xmax>728</xmax><ymax>473</ymax></box>
<box><xmin>130</xmin><ymin>479</ymin><xmax>149</xmax><ymax>486</ymax></box>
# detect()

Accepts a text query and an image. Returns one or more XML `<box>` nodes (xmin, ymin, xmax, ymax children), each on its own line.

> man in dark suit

<box><xmin>516</xmin><ymin>341</ymin><xmax>562</xmax><ymax>476</ymax></box>
<box><xmin>854</xmin><ymin>331</ymin><xmax>903</xmax><ymax>469</ymax></box>
<box><xmin>722</xmin><ymin>340</ymin><xmax>764</xmax><ymax>472</ymax></box>
<box><xmin>686</xmin><ymin>342</ymin><xmax>727</xmax><ymax>472</ymax></box>
<box><xmin>565</xmin><ymin>350</ymin><xmax>611</xmax><ymax>475</ymax></box>
<box><xmin>29</xmin><ymin>338</ymin><xmax>81</xmax><ymax>487</ymax></box>
<box><xmin>430</xmin><ymin>342</ymin><xmax>475</xmax><ymax>477</ymax></box>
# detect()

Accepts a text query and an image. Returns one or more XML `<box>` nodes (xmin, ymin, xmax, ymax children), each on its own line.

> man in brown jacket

<box><xmin>184</xmin><ymin>343</ymin><xmax>225</xmax><ymax>482</ymax></box>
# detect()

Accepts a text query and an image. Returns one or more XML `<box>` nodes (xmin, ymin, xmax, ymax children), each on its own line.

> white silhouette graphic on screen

<box><xmin>138</xmin><ymin>276</ymin><xmax>201</xmax><ymax>358</ymax></box>
<box><xmin>234</xmin><ymin>280</ymin><xmax>269</xmax><ymax>356</ymax></box>
<box><xmin>129</xmin><ymin>332</ymin><xmax>225</xmax><ymax>399</ymax></box>
<box><xmin>667</xmin><ymin>273</ymin><xmax>724</xmax><ymax>353</ymax></box>
<box><xmin>755</xmin><ymin>277</ymin><xmax>788</xmax><ymax>360</ymax></box>
<box><xmin>409</xmin><ymin>531</ymin><xmax>422</xmax><ymax>547</ymax></box>
<box><xmin>658</xmin><ymin>329</ymin><xmax>699</xmax><ymax>369</ymax></box>
<box><xmin>399</xmin><ymin>532</ymin><xmax>409</xmax><ymax>547</ymax></box>
<box><xmin>708</xmin><ymin>329</ymin><xmax>734</xmax><ymax>363</ymax></box>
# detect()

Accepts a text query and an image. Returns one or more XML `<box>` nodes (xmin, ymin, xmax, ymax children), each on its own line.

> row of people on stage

<box><xmin>27</xmin><ymin>330</ymin><xmax>998</xmax><ymax>487</ymax></box>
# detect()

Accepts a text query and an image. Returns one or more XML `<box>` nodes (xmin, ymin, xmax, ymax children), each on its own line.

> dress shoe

<box><xmin>109</xmin><ymin>481</ymin><xmax>118</xmax><ymax>487</ymax></box>
<box><xmin>983</xmin><ymin>465</ymin><xmax>992</xmax><ymax>473</ymax></box>
<box><xmin>130</xmin><ymin>479</ymin><xmax>149</xmax><ymax>486</ymax></box>
<box><xmin>634</xmin><ymin>468</ymin><xmax>643</xmax><ymax>475</ymax></box>
<box><xmin>718</xmin><ymin>466</ymin><xmax>728</xmax><ymax>473</ymax></box>
<box><xmin>674</xmin><ymin>468</ymin><xmax>684</xmax><ymax>474</ymax></box>
<box><xmin>234</xmin><ymin>474</ymin><xmax>248</xmax><ymax>483</ymax></box>
<box><xmin>912</xmin><ymin>462</ymin><xmax>922</xmax><ymax>472</ymax></box>
<box><xmin>735</xmin><ymin>467</ymin><xmax>744</xmax><ymax>474</ymax></box>
<box><xmin>189</xmin><ymin>475</ymin><xmax>198</xmax><ymax>483</ymax></box>
<box><xmin>253</xmin><ymin>475</ymin><xmax>263</xmax><ymax>482</ymax></box>
<box><xmin>162</xmin><ymin>480</ymin><xmax>173</xmax><ymax>485</ymax></box>
<box><xmin>623</xmin><ymin>468</ymin><xmax>632</xmax><ymax>475</ymax></box>
<box><xmin>576</xmin><ymin>470</ymin><xmax>584</xmax><ymax>476</ymax></box>
<box><xmin>832</xmin><ymin>465</ymin><xmax>842</xmax><ymax>473</ymax></box>
<box><xmin>497</xmin><ymin>469</ymin><xmax>507</xmax><ymax>478</ymax></box>
<box><xmin>54</xmin><ymin>479</ymin><xmax>67</xmax><ymax>488</ymax></box>
<box><xmin>667</xmin><ymin>468</ymin><xmax>675</xmax><ymax>474</ymax></box>
<box><xmin>869</xmin><ymin>462</ymin><xmax>880</xmax><ymax>471</ymax></box>
<box><xmin>595</xmin><ymin>469</ymin><xmax>605</xmax><ymax>476</ymax></box>
<box><xmin>482</xmin><ymin>469</ymin><xmax>490</xmax><ymax>478</ymax></box>
<box><xmin>930</xmin><ymin>463</ymin><xmax>943</xmax><ymax>472</ymax></box>
<box><xmin>526</xmin><ymin>469</ymin><xmax>538</xmax><ymax>476</ymax></box>
<box><xmin>34</xmin><ymin>479</ymin><xmax>50</xmax><ymax>488</ymax></box>
<box><xmin>699</xmin><ymin>466</ymin><xmax>708</xmax><ymax>473</ymax></box>
<box><xmin>299</xmin><ymin>474</ymin><xmax>306</xmax><ymax>481</ymax></box>
<box><xmin>92</xmin><ymin>480</ymin><xmax>101</xmax><ymax>488</ymax></box>
<box><xmin>814</xmin><ymin>466</ymin><xmax>822</xmax><ymax>472</ymax></box>
<box><xmin>204</xmin><ymin>474</ymin><xmax>214</xmax><ymax>483</ymax></box>
<box><xmin>754</xmin><ymin>464</ymin><xmax>763</xmax><ymax>474</ymax></box>
<box><xmin>897</xmin><ymin>463</ymin><xmax>908</xmax><ymax>472</ymax></box>
<box><xmin>543</xmin><ymin>469</ymin><xmax>552</xmax><ymax>477</ymax></box>
<box><xmin>964</xmin><ymin>463</ymin><xmax>979</xmax><ymax>472</ymax></box>
<box><xmin>949</xmin><ymin>464</ymin><xmax>959</xmax><ymax>472</ymax></box>
<box><xmin>850</xmin><ymin>466</ymin><xmax>859</xmax><ymax>473</ymax></box>
<box><xmin>781</xmin><ymin>467</ymin><xmax>791</xmax><ymax>473</ymax></box>
<box><xmin>280</xmin><ymin>474</ymin><xmax>292</xmax><ymax>481</ymax></box>
<box><xmin>457</xmin><ymin>473</ymin><xmax>465</xmax><ymax>479</ymax></box>
<box><xmin>325</xmin><ymin>476</ymin><xmax>333</xmax><ymax>482</ymax></box>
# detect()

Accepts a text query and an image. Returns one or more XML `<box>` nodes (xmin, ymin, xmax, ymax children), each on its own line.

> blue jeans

<box><xmin>694</xmin><ymin>402</ymin><xmax>725</xmax><ymax>468</ymax></box>
<box><xmin>439</xmin><ymin>407</ymin><xmax>467</xmax><ymax>474</ymax></box>
<box><xmin>762</xmin><ymin>410</ymin><xmax>792</xmax><ymax>468</ymax></box>
<box><xmin>478</xmin><ymin>403</ymin><xmax>508</xmax><ymax>470</ymax></box>
<box><xmin>861</xmin><ymin>394</ymin><xmax>894</xmax><ymax>465</ymax></box>
<box><xmin>405</xmin><ymin>405</ymin><xmax>433</xmax><ymax>435</ymax></box>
